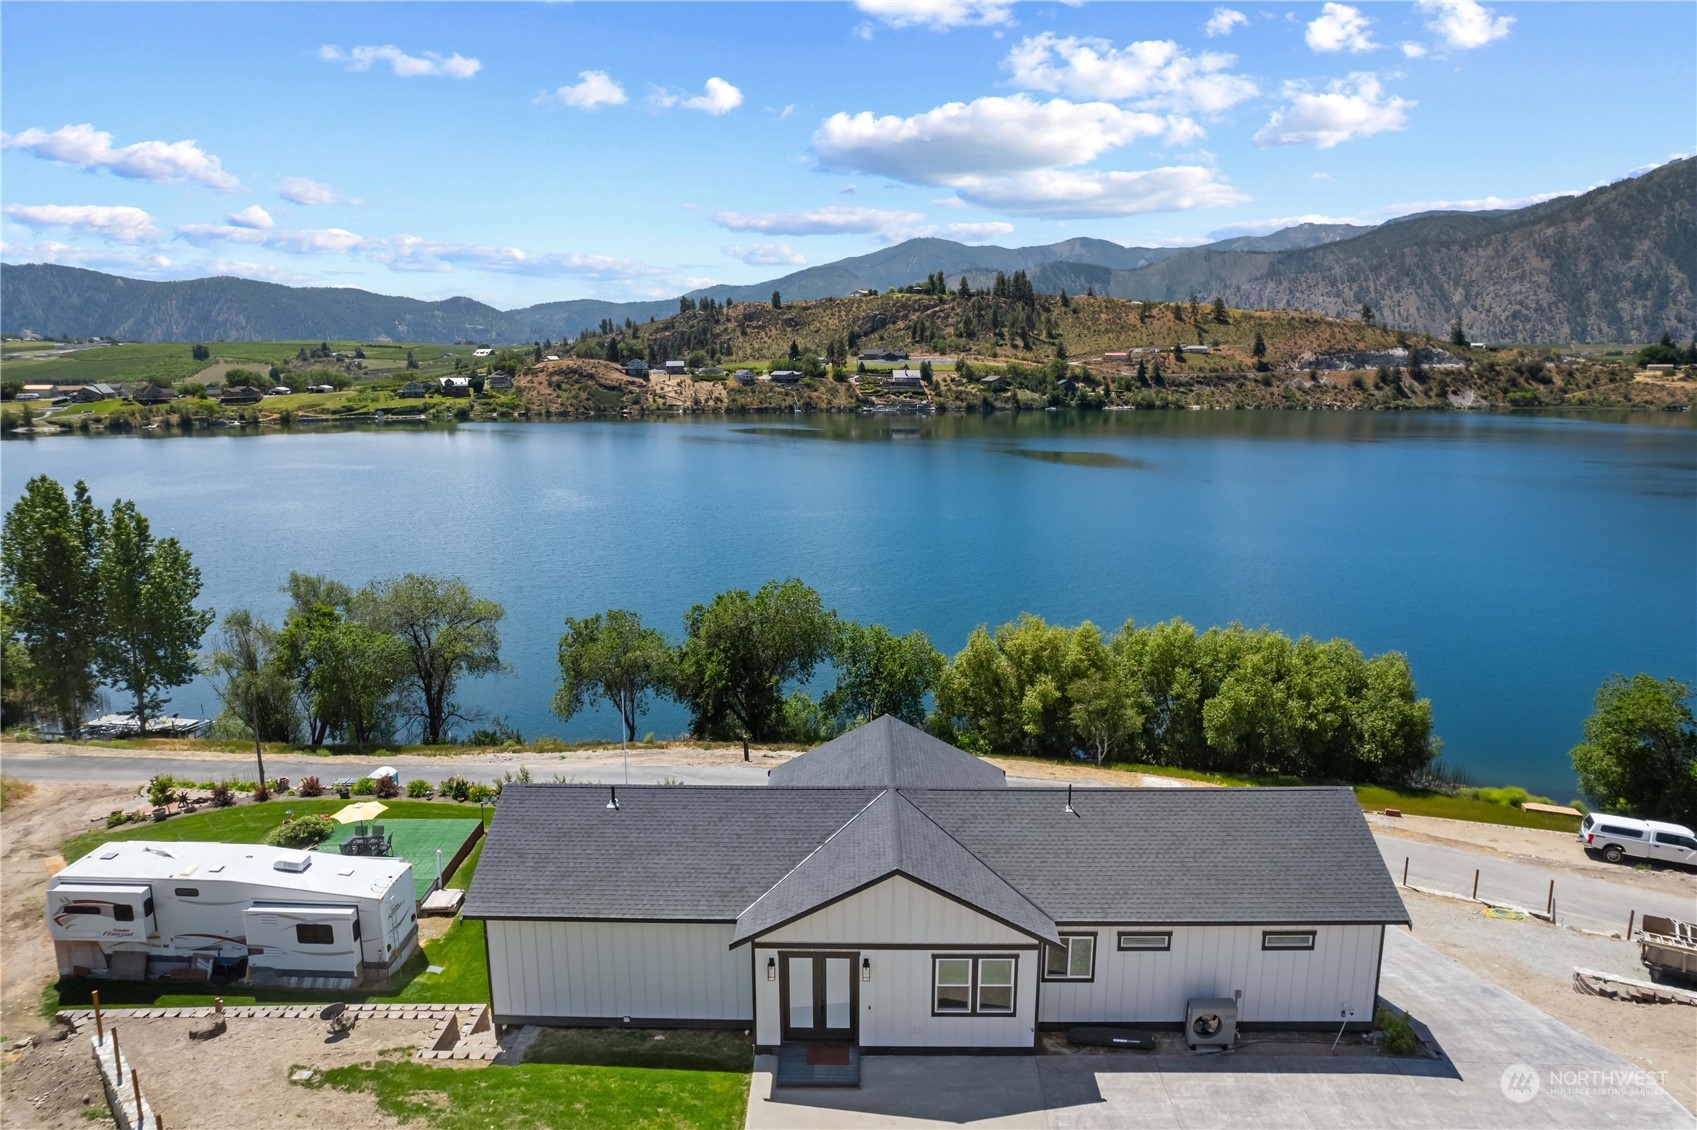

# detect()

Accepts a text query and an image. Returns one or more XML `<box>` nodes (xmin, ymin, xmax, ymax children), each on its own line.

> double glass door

<box><xmin>781</xmin><ymin>952</ymin><xmax>857</xmax><ymax>1041</ymax></box>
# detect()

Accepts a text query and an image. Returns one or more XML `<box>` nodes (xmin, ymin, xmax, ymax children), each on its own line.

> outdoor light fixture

<box><xmin>606</xmin><ymin>786</ymin><xmax>620</xmax><ymax>811</ymax></box>
<box><xmin>862</xmin><ymin>957</ymin><xmax>871</xmax><ymax>982</ymax></box>
<box><xmin>767</xmin><ymin>956</ymin><xmax>777</xmax><ymax>981</ymax></box>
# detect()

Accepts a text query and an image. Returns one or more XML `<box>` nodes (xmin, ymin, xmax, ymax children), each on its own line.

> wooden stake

<box><xmin>1402</xmin><ymin>857</ymin><xmax>1409</xmax><ymax>885</ymax></box>
<box><xmin>112</xmin><ymin>1027</ymin><xmax>121</xmax><ymax>1084</ymax></box>
<box><xmin>132</xmin><ymin>1067</ymin><xmax>143</xmax><ymax>1125</ymax></box>
<box><xmin>93</xmin><ymin>989</ymin><xmax>104</xmax><ymax>1045</ymax></box>
<box><xmin>1471</xmin><ymin>869</ymin><xmax>1479</xmax><ymax>900</ymax></box>
<box><xmin>1547</xmin><ymin>879</ymin><xmax>1555</xmax><ymax>916</ymax></box>
<box><xmin>1627</xmin><ymin>909</ymin><xmax>1636</xmax><ymax>939</ymax></box>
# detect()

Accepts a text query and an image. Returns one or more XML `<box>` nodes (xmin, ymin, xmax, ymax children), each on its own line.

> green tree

<box><xmin>1212</xmin><ymin>296</ymin><xmax>1229</xmax><ymax>324</ymax></box>
<box><xmin>823</xmin><ymin>621</ymin><xmax>944</xmax><ymax>732</ymax></box>
<box><xmin>1359</xmin><ymin>304</ymin><xmax>1375</xmax><ymax>327</ymax></box>
<box><xmin>93</xmin><ymin>500</ymin><xmax>214</xmax><ymax>735</ymax></box>
<box><xmin>553</xmin><ymin>610</ymin><xmax>674</xmax><ymax>743</ymax></box>
<box><xmin>672</xmin><ymin>578</ymin><xmax>836</xmax><ymax>759</ymax></box>
<box><xmin>311</xmin><ymin>619</ymin><xmax>408</xmax><ymax>746</ymax></box>
<box><xmin>191</xmin><ymin>343</ymin><xmax>211</xmax><ymax>361</ymax></box>
<box><xmin>1449</xmin><ymin>319</ymin><xmax>1468</xmax><ymax>348</ymax></box>
<box><xmin>771</xmin><ymin>290</ymin><xmax>782</xmax><ymax>309</ymax></box>
<box><xmin>356</xmin><ymin>574</ymin><xmax>504</xmax><ymax>744</ymax></box>
<box><xmin>1</xmin><ymin>476</ymin><xmax>104</xmax><ymax>735</ymax></box>
<box><xmin>205</xmin><ymin>609</ymin><xmax>295</xmax><ymax>787</ymax></box>
<box><xmin>1570</xmin><ymin>674</ymin><xmax>1697</xmax><ymax>824</ymax></box>
<box><xmin>1</xmin><ymin>604</ymin><xmax>45</xmax><ymax>729</ymax></box>
<box><xmin>1251</xmin><ymin>330</ymin><xmax>1268</xmax><ymax>371</ymax></box>
<box><xmin>1067</xmin><ymin>624</ymin><xmax>1144</xmax><ymax>766</ymax></box>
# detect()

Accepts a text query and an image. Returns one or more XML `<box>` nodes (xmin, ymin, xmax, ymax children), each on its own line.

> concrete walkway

<box><xmin>747</xmin><ymin>929</ymin><xmax>1695</xmax><ymax>1129</ymax></box>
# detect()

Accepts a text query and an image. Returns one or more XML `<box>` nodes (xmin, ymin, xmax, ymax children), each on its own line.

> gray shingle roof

<box><xmin>731</xmin><ymin>790</ymin><xmax>1059</xmax><ymax>946</ymax></box>
<box><xmin>767</xmin><ymin>715</ymin><xmax>1005</xmax><ymax>789</ymax></box>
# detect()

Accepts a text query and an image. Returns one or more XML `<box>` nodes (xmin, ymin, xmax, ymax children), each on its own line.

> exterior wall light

<box><xmin>767</xmin><ymin>956</ymin><xmax>777</xmax><ymax>981</ymax></box>
<box><xmin>862</xmin><ymin>956</ymin><xmax>871</xmax><ymax>982</ymax></box>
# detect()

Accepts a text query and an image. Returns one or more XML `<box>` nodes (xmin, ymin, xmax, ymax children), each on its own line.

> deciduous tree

<box><xmin>1570</xmin><ymin>674</ymin><xmax>1697</xmax><ymax>824</ymax></box>
<box><xmin>823</xmin><ymin>621</ymin><xmax>943</xmax><ymax>732</ymax></box>
<box><xmin>553</xmin><ymin>610</ymin><xmax>674</xmax><ymax>743</ymax></box>
<box><xmin>206</xmin><ymin>609</ymin><xmax>295</xmax><ymax>785</ymax></box>
<box><xmin>357</xmin><ymin>574</ymin><xmax>504</xmax><ymax>744</ymax></box>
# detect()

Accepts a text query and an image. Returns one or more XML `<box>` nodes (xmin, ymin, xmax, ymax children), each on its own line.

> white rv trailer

<box><xmin>47</xmin><ymin>841</ymin><xmax>418</xmax><ymax>988</ymax></box>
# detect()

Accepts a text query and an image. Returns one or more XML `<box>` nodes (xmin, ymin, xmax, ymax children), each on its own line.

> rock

<box><xmin>290</xmin><ymin>1068</ymin><xmax>316</xmax><ymax>1083</ymax></box>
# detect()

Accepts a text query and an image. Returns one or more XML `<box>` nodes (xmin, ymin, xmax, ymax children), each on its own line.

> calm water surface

<box><xmin>4</xmin><ymin>410</ymin><xmax>1692</xmax><ymax>797</ymax></box>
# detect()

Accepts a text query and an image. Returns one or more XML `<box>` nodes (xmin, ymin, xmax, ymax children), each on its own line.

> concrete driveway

<box><xmin>748</xmin><ymin>929</ymin><xmax>1695</xmax><ymax>1129</ymax></box>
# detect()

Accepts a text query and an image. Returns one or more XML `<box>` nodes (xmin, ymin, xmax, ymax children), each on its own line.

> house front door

<box><xmin>780</xmin><ymin>952</ymin><xmax>858</xmax><ymax>1042</ymax></box>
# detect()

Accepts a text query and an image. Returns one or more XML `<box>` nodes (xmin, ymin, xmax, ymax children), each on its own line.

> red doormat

<box><xmin>805</xmin><ymin>1044</ymin><xmax>853</xmax><ymax>1066</ymax></box>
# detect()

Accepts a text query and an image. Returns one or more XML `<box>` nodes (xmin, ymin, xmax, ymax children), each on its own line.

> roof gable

<box><xmin>768</xmin><ymin>715</ymin><xmax>1005</xmax><ymax>789</ymax></box>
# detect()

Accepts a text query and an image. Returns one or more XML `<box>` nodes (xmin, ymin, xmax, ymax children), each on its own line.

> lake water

<box><xmin>3</xmin><ymin>410</ymin><xmax>1692</xmax><ymax>798</ymax></box>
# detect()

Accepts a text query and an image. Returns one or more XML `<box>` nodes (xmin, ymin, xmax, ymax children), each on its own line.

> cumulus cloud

<box><xmin>1305</xmin><ymin>3</ymin><xmax>1378</xmax><ymax>52</ymax></box>
<box><xmin>278</xmin><ymin>176</ymin><xmax>360</xmax><ymax>206</ymax></box>
<box><xmin>1205</xmin><ymin>213</ymin><xmax>1363</xmax><ymax>238</ymax></box>
<box><xmin>538</xmin><ymin>70</ymin><xmax>627</xmax><ymax>109</ymax></box>
<box><xmin>1004</xmin><ymin>33</ymin><xmax>1258</xmax><ymax>113</ymax></box>
<box><xmin>226</xmin><ymin>205</ymin><xmax>274</xmax><ymax>230</ymax></box>
<box><xmin>0</xmin><ymin>123</ymin><xmax>240</xmax><ymax>191</ymax></box>
<box><xmin>1373</xmin><ymin>189</ymin><xmax>1574</xmax><ymax>216</ymax></box>
<box><xmin>853</xmin><ymin>0</ymin><xmax>1014</xmax><ymax>31</ymax></box>
<box><xmin>1253</xmin><ymin>73</ymin><xmax>1411</xmax><ymax>149</ymax></box>
<box><xmin>947</xmin><ymin>166</ymin><xmax>1248</xmax><ymax>218</ymax></box>
<box><xmin>1400</xmin><ymin>41</ymin><xmax>1428</xmax><ymax>58</ymax></box>
<box><xmin>3</xmin><ymin>203</ymin><xmax>162</xmax><ymax>244</ymax></box>
<box><xmin>879</xmin><ymin>220</ymin><xmax>1018</xmax><ymax>244</ymax></box>
<box><xmin>1204</xmin><ymin>8</ymin><xmax>1249</xmax><ymax>36</ymax></box>
<box><xmin>649</xmin><ymin>77</ymin><xmax>743</xmax><ymax>115</ymax></box>
<box><xmin>1417</xmin><ymin>0</ymin><xmax>1513</xmax><ymax>49</ymax></box>
<box><xmin>814</xmin><ymin>95</ymin><xmax>1183</xmax><ymax>184</ymax></box>
<box><xmin>711</xmin><ymin>206</ymin><xmax>928</xmax><ymax>235</ymax></box>
<box><xmin>317</xmin><ymin>44</ymin><xmax>482</xmax><ymax>79</ymax></box>
<box><xmin>0</xmin><ymin>239</ymin><xmax>175</xmax><ymax>274</ymax></box>
<box><xmin>723</xmin><ymin>242</ymin><xmax>807</xmax><ymax>266</ymax></box>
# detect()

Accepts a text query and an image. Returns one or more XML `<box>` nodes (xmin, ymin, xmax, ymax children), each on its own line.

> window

<box><xmin>113</xmin><ymin>905</ymin><xmax>135</xmax><ymax>922</ymax></box>
<box><xmin>1044</xmin><ymin>934</ymin><xmax>1096</xmax><ymax>980</ymax></box>
<box><xmin>351</xmin><ymin>917</ymin><xmax>361</xmax><ymax>939</ymax></box>
<box><xmin>174</xmin><ymin>887</ymin><xmax>200</xmax><ymax>897</ymax></box>
<box><xmin>59</xmin><ymin>905</ymin><xmax>101</xmax><ymax>916</ymax></box>
<box><xmin>1262</xmin><ymin>931</ymin><xmax>1316</xmax><ymax>951</ymax></box>
<box><xmin>295</xmin><ymin>923</ymin><xmax>335</xmax><ymax>946</ymax></box>
<box><xmin>1654</xmin><ymin>832</ymin><xmax>1697</xmax><ymax>848</ymax></box>
<box><xmin>933</xmin><ymin>956</ymin><xmax>1019</xmax><ymax>1016</ymax></box>
<box><xmin>1598</xmin><ymin>824</ymin><xmax>1644</xmax><ymax>839</ymax></box>
<box><xmin>1117</xmin><ymin>932</ymin><xmax>1172</xmax><ymax>951</ymax></box>
<box><xmin>934</xmin><ymin>958</ymin><xmax>972</xmax><ymax>1013</ymax></box>
<box><xmin>142</xmin><ymin>897</ymin><xmax>155</xmax><ymax>918</ymax></box>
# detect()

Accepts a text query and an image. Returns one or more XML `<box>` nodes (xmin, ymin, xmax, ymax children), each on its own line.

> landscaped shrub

<box><xmin>406</xmin><ymin>779</ymin><xmax>431</xmax><ymax>798</ymax></box>
<box><xmin>252</xmin><ymin>782</ymin><xmax>271</xmax><ymax>802</ymax></box>
<box><xmin>264</xmin><ymin>814</ymin><xmax>336</xmax><ymax>849</ymax></box>
<box><xmin>297</xmin><ymin>776</ymin><xmax>324</xmax><ymax>797</ymax></box>
<box><xmin>106</xmin><ymin>811</ymin><xmax>129</xmax><ymax>828</ymax></box>
<box><xmin>439</xmin><ymin>775</ymin><xmax>471</xmax><ymax>802</ymax></box>
<box><xmin>210</xmin><ymin>781</ymin><xmax>235</xmax><ymax>807</ymax></box>
<box><xmin>1374</xmin><ymin>1008</ymin><xmax>1419</xmax><ymax>1056</ymax></box>
<box><xmin>466</xmin><ymin>784</ymin><xmax>497</xmax><ymax>803</ymax></box>
<box><xmin>147</xmin><ymin>775</ymin><xmax>176</xmax><ymax>807</ymax></box>
<box><xmin>374</xmin><ymin>775</ymin><xmax>401</xmax><ymax>799</ymax></box>
<box><xmin>350</xmin><ymin>777</ymin><xmax>377</xmax><ymax>797</ymax></box>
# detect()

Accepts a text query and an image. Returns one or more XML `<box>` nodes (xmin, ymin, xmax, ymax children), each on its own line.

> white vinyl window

<box><xmin>1044</xmin><ymin>934</ymin><xmax>1095</xmax><ymax>980</ymax></box>
<box><xmin>933</xmin><ymin>958</ymin><xmax>972</xmax><ymax>1013</ymax></box>
<box><xmin>1117</xmin><ymin>932</ymin><xmax>1172</xmax><ymax>951</ymax></box>
<box><xmin>976</xmin><ymin>958</ymin><xmax>1015</xmax><ymax>1013</ymax></box>
<box><xmin>1262</xmin><ymin>931</ymin><xmax>1316</xmax><ymax>951</ymax></box>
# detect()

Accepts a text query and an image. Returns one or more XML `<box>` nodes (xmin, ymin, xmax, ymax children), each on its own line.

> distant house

<box><xmin>885</xmin><ymin>369</ymin><xmax>925</xmax><ymax>390</ymax></box>
<box><xmin>663</xmin><ymin>360</ymin><xmax>688</xmax><ymax>375</ymax></box>
<box><xmin>700</xmin><ymin>366</ymin><xmax>725</xmax><ymax>377</ymax></box>
<box><xmin>75</xmin><ymin>383</ymin><xmax>120</xmax><ymax>402</ymax></box>
<box><xmin>1645</xmin><ymin>363</ymin><xmax>1676</xmax><ymax>372</ymax></box>
<box><xmin>1102</xmin><ymin>352</ymin><xmax>1128</xmax><ymax>363</ymax></box>
<box><xmin>485</xmin><ymin>373</ymin><xmax>514</xmax><ymax>391</ymax></box>
<box><xmin>307</xmin><ymin>384</ymin><xmax>337</xmax><ymax>394</ymax></box>
<box><xmin>980</xmin><ymin>374</ymin><xmax>1009</xmax><ymax>390</ymax></box>
<box><xmin>849</xmin><ymin>288</ymin><xmax>879</xmax><ymax>298</ymax></box>
<box><xmin>18</xmin><ymin>384</ymin><xmax>69</xmax><ymax>403</ymax></box>
<box><xmin>624</xmin><ymin>359</ymin><xmax>650</xmax><ymax>379</ymax></box>
<box><xmin>768</xmin><ymin>370</ymin><xmax>801</xmax><ymax>384</ymax></box>
<box><xmin>266</xmin><ymin>386</ymin><xmax>292</xmax><ymax>397</ymax></box>
<box><xmin>544</xmin><ymin>355</ymin><xmax>560</xmax><ymax>362</ymax></box>
<box><xmin>472</xmin><ymin>348</ymin><xmax>494</xmax><ymax>358</ymax></box>
<box><xmin>732</xmin><ymin>369</ymin><xmax>756</xmax><ymax>385</ymax></box>
<box><xmin>860</xmin><ymin>349</ymin><xmax>908</xmax><ymax>362</ymax></box>
<box><xmin>1181</xmin><ymin>345</ymin><xmax>1210</xmax><ymax>355</ymax></box>
<box><xmin>397</xmin><ymin>381</ymin><xmax>427</xmax><ymax>399</ymax></box>
<box><xmin>437</xmin><ymin>376</ymin><xmax>472</xmax><ymax>397</ymax></box>
<box><xmin>1055</xmin><ymin>377</ymin><xmax>1077</xmax><ymax>393</ymax></box>
<box><xmin>132</xmin><ymin>383</ymin><xmax>176</xmax><ymax>405</ymax></box>
<box><xmin>218</xmin><ymin>386</ymin><xmax>263</xmax><ymax>405</ymax></box>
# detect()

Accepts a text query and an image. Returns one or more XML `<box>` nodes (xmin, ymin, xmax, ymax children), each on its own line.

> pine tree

<box><xmin>1212</xmin><ymin>296</ymin><xmax>1229</xmax><ymax>324</ymax></box>
<box><xmin>771</xmin><ymin>290</ymin><xmax>782</xmax><ymax>309</ymax></box>
<box><xmin>1450</xmin><ymin>319</ymin><xmax>1468</xmax><ymax>348</ymax></box>
<box><xmin>1360</xmin><ymin>303</ymin><xmax>1376</xmax><ymax>327</ymax></box>
<box><xmin>1252</xmin><ymin>330</ymin><xmax>1267</xmax><ymax>371</ymax></box>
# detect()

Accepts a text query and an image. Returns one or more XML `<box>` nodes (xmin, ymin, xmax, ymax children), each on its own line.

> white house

<box><xmin>466</xmin><ymin>717</ymin><xmax>1407</xmax><ymax>1057</ymax></box>
<box><xmin>48</xmin><ymin>841</ymin><xmax>417</xmax><ymax>988</ymax></box>
<box><xmin>472</xmin><ymin>347</ymin><xmax>494</xmax><ymax>357</ymax></box>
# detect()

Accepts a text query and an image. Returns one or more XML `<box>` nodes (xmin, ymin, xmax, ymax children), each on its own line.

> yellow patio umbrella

<box><xmin>332</xmin><ymin>800</ymin><xmax>388</xmax><ymax>824</ymax></box>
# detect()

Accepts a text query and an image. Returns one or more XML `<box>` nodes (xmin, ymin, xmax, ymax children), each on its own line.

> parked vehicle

<box><xmin>1578</xmin><ymin>813</ymin><xmax>1697</xmax><ymax>869</ymax></box>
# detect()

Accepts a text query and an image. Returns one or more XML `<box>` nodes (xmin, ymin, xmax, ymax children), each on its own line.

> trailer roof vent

<box><xmin>99</xmin><ymin>851</ymin><xmax>119</xmax><ymax>860</ymax></box>
<box><xmin>273</xmin><ymin>853</ymin><xmax>312</xmax><ymax>873</ymax></box>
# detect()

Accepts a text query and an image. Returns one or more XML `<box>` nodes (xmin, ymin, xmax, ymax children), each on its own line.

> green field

<box><xmin>2</xmin><ymin>340</ymin><xmax>481</xmax><ymax>388</ymax></box>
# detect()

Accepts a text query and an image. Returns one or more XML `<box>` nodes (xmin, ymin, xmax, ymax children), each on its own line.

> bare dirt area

<box><xmin>1368</xmin><ymin>811</ymin><xmax>1697</xmax><ymax>899</ymax></box>
<box><xmin>1</xmin><ymin>781</ymin><xmax>142</xmax><ymax>1039</ymax></box>
<box><xmin>0</xmin><ymin>1026</ymin><xmax>110</xmax><ymax>1130</ymax></box>
<box><xmin>1402</xmin><ymin>890</ymin><xmax>1697</xmax><ymax>1114</ymax></box>
<box><xmin>983</xmin><ymin>757</ymin><xmax>1209</xmax><ymax>788</ymax></box>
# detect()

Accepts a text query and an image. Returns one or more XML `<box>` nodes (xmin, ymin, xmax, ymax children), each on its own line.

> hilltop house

<box><xmin>663</xmin><ymin>360</ymin><xmax>688</xmax><ymax>376</ymax></box>
<box><xmin>218</xmin><ymin>386</ymin><xmax>262</xmax><ymax>405</ymax></box>
<box><xmin>885</xmin><ymin>369</ymin><xmax>925</xmax><ymax>390</ymax></box>
<box><xmin>485</xmin><ymin>373</ymin><xmax>514</xmax><ymax>391</ymax></box>
<box><xmin>732</xmin><ymin>369</ymin><xmax>756</xmax><ymax>385</ymax></box>
<box><xmin>466</xmin><ymin>716</ymin><xmax>1407</xmax><ymax>1054</ymax></box>
<box><xmin>980</xmin><ymin>374</ymin><xmax>1009</xmax><ymax>391</ymax></box>
<box><xmin>17</xmin><ymin>384</ymin><xmax>70</xmax><ymax>403</ymax></box>
<box><xmin>437</xmin><ymin>376</ymin><xmax>472</xmax><ymax>397</ymax></box>
<box><xmin>472</xmin><ymin>348</ymin><xmax>494</xmax><ymax>358</ymax></box>
<box><xmin>624</xmin><ymin>359</ymin><xmax>650</xmax><ymax>379</ymax></box>
<box><xmin>132</xmin><ymin>383</ymin><xmax>176</xmax><ymax>405</ymax></box>
<box><xmin>860</xmin><ymin>349</ymin><xmax>908</xmax><ymax>362</ymax></box>
<box><xmin>767</xmin><ymin>370</ymin><xmax>801</xmax><ymax>384</ymax></box>
<box><xmin>75</xmin><ymin>383</ymin><xmax>121</xmax><ymax>402</ymax></box>
<box><xmin>397</xmin><ymin>381</ymin><xmax>426</xmax><ymax>399</ymax></box>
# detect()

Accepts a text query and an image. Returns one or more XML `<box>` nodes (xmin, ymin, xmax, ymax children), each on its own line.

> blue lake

<box><xmin>4</xmin><ymin>410</ymin><xmax>1692</xmax><ymax>798</ymax></box>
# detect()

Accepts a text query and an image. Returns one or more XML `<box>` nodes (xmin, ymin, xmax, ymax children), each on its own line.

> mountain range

<box><xmin>3</xmin><ymin>158</ymin><xmax>1690</xmax><ymax>345</ymax></box>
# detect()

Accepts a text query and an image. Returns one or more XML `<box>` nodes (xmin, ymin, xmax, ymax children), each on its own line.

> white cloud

<box><xmin>711</xmin><ymin>206</ymin><xmax>928</xmax><ymax>235</ymax></box>
<box><xmin>278</xmin><ymin>176</ymin><xmax>360</xmax><ymax>206</ymax></box>
<box><xmin>226</xmin><ymin>205</ymin><xmax>274</xmax><ymax>230</ymax></box>
<box><xmin>932</xmin><ymin>221</ymin><xmax>1017</xmax><ymax>242</ymax></box>
<box><xmin>723</xmin><ymin>242</ymin><xmax>807</xmax><ymax>266</ymax></box>
<box><xmin>0</xmin><ymin>123</ymin><xmax>240</xmax><ymax>191</ymax></box>
<box><xmin>853</xmin><ymin>0</ymin><xmax>1014</xmax><ymax>31</ymax></box>
<box><xmin>815</xmin><ymin>95</ymin><xmax>1181</xmax><ymax>184</ymax></box>
<box><xmin>1372</xmin><ymin>190</ymin><xmax>1574</xmax><ymax>216</ymax></box>
<box><xmin>1400</xmin><ymin>41</ymin><xmax>1428</xmax><ymax>58</ymax></box>
<box><xmin>1311</xmin><ymin>171</ymin><xmax>1336</xmax><ymax>181</ymax></box>
<box><xmin>1305</xmin><ymin>3</ymin><xmax>1378</xmax><ymax>52</ymax></box>
<box><xmin>1418</xmin><ymin>0</ymin><xmax>1512</xmax><ymax>49</ymax></box>
<box><xmin>317</xmin><ymin>44</ymin><xmax>481</xmax><ymax>79</ymax></box>
<box><xmin>1204</xmin><ymin>8</ymin><xmax>1249</xmax><ymax>36</ymax></box>
<box><xmin>946</xmin><ymin>166</ymin><xmax>1248</xmax><ymax>218</ymax></box>
<box><xmin>538</xmin><ymin>70</ymin><xmax>628</xmax><ymax>110</ymax></box>
<box><xmin>1253</xmin><ymin>73</ymin><xmax>1411</xmax><ymax>149</ymax></box>
<box><xmin>1205</xmin><ymin>213</ymin><xmax>1363</xmax><ymax>238</ymax></box>
<box><xmin>204</xmin><ymin>259</ymin><xmax>317</xmax><ymax>284</ymax></box>
<box><xmin>682</xmin><ymin>77</ymin><xmax>744</xmax><ymax>115</ymax></box>
<box><xmin>3</xmin><ymin>203</ymin><xmax>161</xmax><ymax>244</ymax></box>
<box><xmin>0</xmin><ymin>239</ymin><xmax>175</xmax><ymax>274</ymax></box>
<box><xmin>1004</xmin><ymin>33</ymin><xmax>1258</xmax><ymax>114</ymax></box>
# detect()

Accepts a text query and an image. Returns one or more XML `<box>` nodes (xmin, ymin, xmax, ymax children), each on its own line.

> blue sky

<box><xmin>2</xmin><ymin>1</ymin><xmax>1691</xmax><ymax>309</ymax></box>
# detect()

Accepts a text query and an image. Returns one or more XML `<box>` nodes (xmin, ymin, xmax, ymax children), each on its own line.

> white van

<box><xmin>1578</xmin><ymin>813</ymin><xmax>1697</xmax><ymax>869</ymax></box>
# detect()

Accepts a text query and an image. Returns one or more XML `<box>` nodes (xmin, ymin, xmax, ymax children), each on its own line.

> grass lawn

<box><xmin>526</xmin><ymin>1028</ymin><xmax>752</xmax><ymax>1073</ymax></box>
<box><xmin>306</xmin><ymin>1053</ymin><xmax>749</xmax><ymax>1130</ymax></box>
<box><xmin>46</xmin><ymin>799</ymin><xmax>494</xmax><ymax>1016</ymax></box>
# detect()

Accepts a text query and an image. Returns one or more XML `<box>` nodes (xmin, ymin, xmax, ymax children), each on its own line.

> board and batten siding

<box><xmin>485</xmin><ymin>920</ymin><xmax>751</xmax><ymax>1024</ymax></box>
<box><xmin>753</xmin><ymin>875</ymin><xmax>1037</xmax><ymax>1049</ymax></box>
<box><xmin>1038</xmin><ymin>924</ymin><xmax>1384</xmax><ymax>1026</ymax></box>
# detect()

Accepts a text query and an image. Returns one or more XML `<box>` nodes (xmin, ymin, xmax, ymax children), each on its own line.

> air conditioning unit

<box><xmin>1185</xmin><ymin>997</ymin><xmax>1237</xmax><ymax>1050</ymax></box>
